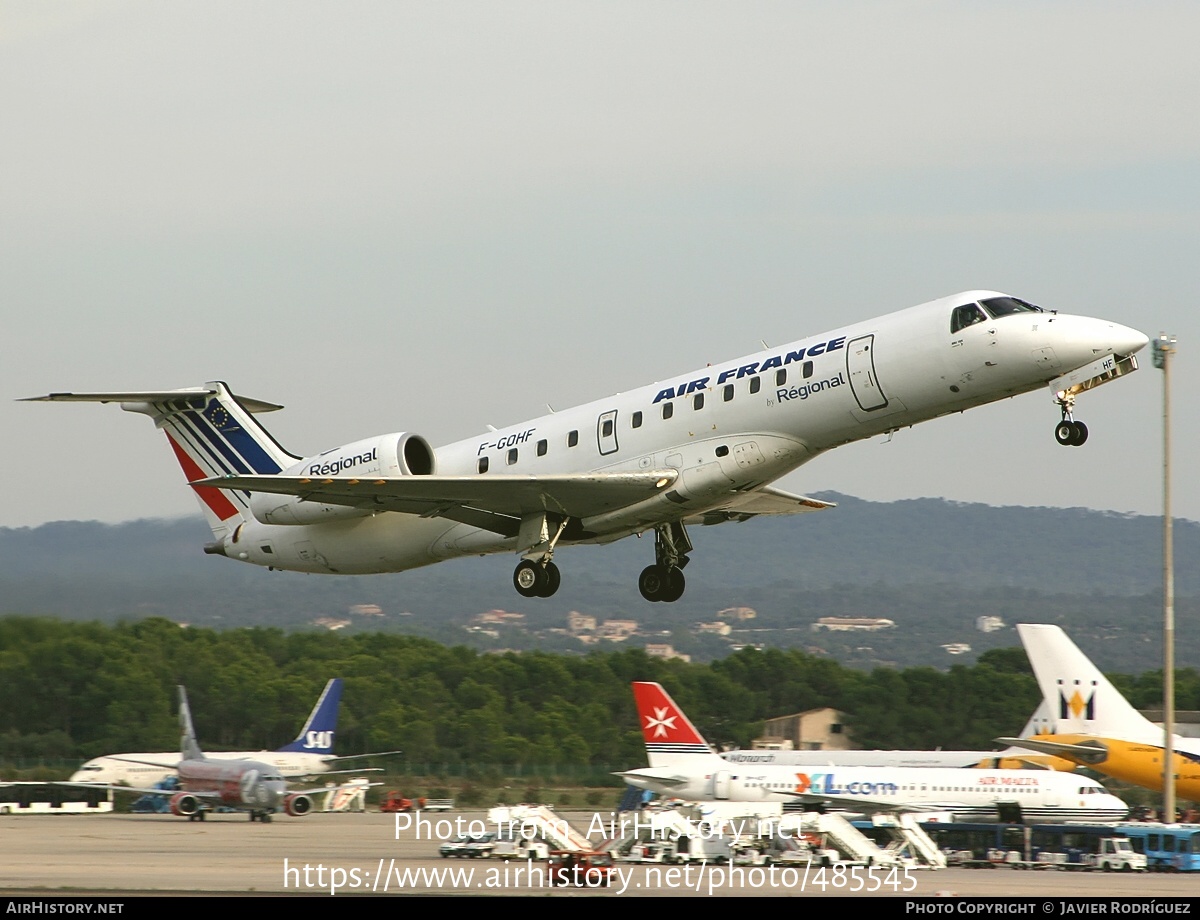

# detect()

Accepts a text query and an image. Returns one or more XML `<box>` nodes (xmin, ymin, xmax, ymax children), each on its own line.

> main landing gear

<box><xmin>513</xmin><ymin>559</ymin><xmax>562</xmax><ymax>598</ymax></box>
<box><xmin>639</xmin><ymin>522</ymin><xmax>692</xmax><ymax>603</ymax></box>
<box><xmin>1054</xmin><ymin>392</ymin><xmax>1089</xmax><ymax>447</ymax></box>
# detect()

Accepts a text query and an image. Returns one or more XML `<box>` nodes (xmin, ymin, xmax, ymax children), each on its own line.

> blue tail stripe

<box><xmin>181</xmin><ymin>409</ymin><xmax>252</xmax><ymax>475</ymax></box>
<box><xmin>166</xmin><ymin>407</ymin><xmax>250</xmax><ymax>502</ymax></box>
<box><xmin>203</xmin><ymin>400</ymin><xmax>283</xmax><ymax>474</ymax></box>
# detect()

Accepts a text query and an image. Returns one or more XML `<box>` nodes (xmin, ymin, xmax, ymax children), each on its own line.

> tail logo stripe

<box><xmin>181</xmin><ymin>409</ymin><xmax>255</xmax><ymax>476</ymax></box>
<box><xmin>202</xmin><ymin>400</ymin><xmax>283</xmax><ymax>474</ymax></box>
<box><xmin>167</xmin><ymin>435</ymin><xmax>241</xmax><ymax>521</ymax></box>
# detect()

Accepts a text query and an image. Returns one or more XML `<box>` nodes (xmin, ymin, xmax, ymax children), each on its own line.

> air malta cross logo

<box><xmin>645</xmin><ymin>706</ymin><xmax>678</xmax><ymax>738</ymax></box>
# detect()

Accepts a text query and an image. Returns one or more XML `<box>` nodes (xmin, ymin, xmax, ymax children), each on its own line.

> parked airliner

<box><xmin>27</xmin><ymin>291</ymin><xmax>1146</xmax><ymax>601</ymax></box>
<box><xmin>1000</xmin><ymin>624</ymin><xmax>1200</xmax><ymax>802</ymax></box>
<box><xmin>619</xmin><ymin>682</ymin><xmax>1128</xmax><ymax>823</ymax></box>
<box><xmin>69</xmin><ymin>678</ymin><xmax>394</xmax><ymax>784</ymax></box>
<box><xmin>717</xmin><ymin>701</ymin><xmax>1072</xmax><ymax>771</ymax></box>
<box><xmin>61</xmin><ymin>687</ymin><xmax>326</xmax><ymax>822</ymax></box>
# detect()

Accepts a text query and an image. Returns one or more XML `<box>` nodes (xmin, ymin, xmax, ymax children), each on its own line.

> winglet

<box><xmin>631</xmin><ymin>682</ymin><xmax>715</xmax><ymax>766</ymax></box>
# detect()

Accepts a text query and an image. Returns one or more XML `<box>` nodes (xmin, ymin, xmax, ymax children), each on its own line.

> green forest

<box><xmin>3</xmin><ymin>616</ymin><xmax>1198</xmax><ymax>774</ymax></box>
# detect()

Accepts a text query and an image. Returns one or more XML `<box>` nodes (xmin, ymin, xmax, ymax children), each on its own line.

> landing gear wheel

<box><xmin>1055</xmin><ymin>421</ymin><xmax>1076</xmax><ymax>445</ymax></box>
<box><xmin>639</xmin><ymin>565</ymin><xmax>668</xmax><ymax>602</ymax></box>
<box><xmin>539</xmin><ymin>562</ymin><xmax>561</xmax><ymax>598</ymax></box>
<box><xmin>659</xmin><ymin>566</ymin><xmax>685</xmax><ymax>603</ymax></box>
<box><xmin>1070</xmin><ymin>420</ymin><xmax>1088</xmax><ymax>445</ymax></box>
<box><xmin>513</xmin><ymin>560</ymin><xmax>546</xmax><ymax>598</ymax></box>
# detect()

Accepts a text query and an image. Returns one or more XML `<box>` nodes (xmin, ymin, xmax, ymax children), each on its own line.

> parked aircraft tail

<box><xmin>22</xmin><ymin>383</ymin><xmax>295</xmax><ymax>541</ymax></box>
<box><xmin>1018</xmin><ymin>624</ymin><xmax>1161</xmax><ymax>745</ymax></box>
<box><xmin>178</xmin><ymin>686</ymin><xmax>204</xmax><ymax>762</ymax></box>
<box><xmin>276</xmin><ymin>678</ymin><xmax>342</xmax><ymax>754</ymax></box>
<box><xmin>631</xmin><ymin>682</ymin><xmax>722</xmax><ymax>768</ymax></box>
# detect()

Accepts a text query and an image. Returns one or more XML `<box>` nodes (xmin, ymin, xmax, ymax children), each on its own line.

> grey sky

<box><xmin>4</xmin><ymin>2</ymin><xmax>1199</xmax><ymax>528</ymax></box>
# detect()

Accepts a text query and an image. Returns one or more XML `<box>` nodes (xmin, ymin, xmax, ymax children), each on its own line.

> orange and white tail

<box><xmin>24</xmin><ymin>382</ymin><xmax>297</xmax><ymax>541</ymax></box>
<box><xmin>631</xmin><ymin>682</ymin><xmax>722</xmax><ymax>768</ymax></box>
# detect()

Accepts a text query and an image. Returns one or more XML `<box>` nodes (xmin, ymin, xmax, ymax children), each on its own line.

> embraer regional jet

<box><xmin>26</xmin><ymin>291</ymin><xmax>1146</xmax><ymax>601</ymax></box>
<box><xmin>619</xmin><ymin>682</ymin><xmax>1129</xmax><ymax>824</ymax></box>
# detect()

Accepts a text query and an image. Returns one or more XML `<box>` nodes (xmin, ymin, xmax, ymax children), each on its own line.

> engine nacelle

<box><xmin>169</xmin><ymin>792</ymin><xmax>201</xmax><ymax>817</ymax></box>
<box><xmin>283</xmin><ymin>793</ymin><xmax>314</xmax><ymax>817</ymax></box>
<box><xmin>249</xmin><ymin>432</ymin><xmax>435</xmax><ymax>526</ymax></box>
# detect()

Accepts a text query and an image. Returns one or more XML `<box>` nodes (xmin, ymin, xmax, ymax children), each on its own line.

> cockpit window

<box><xmin>950</xmin><ymin>304</ymin><xmax>988</xmax><ymax>334</ymax></box>
<box><xmin>980</xmin><ymin>296</ymin><xmax>1043</xmax><ymax>318</ymax></box>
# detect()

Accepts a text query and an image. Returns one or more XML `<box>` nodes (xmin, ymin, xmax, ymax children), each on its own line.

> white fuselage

<box><xmin>620</xmin><ymin>762</ymin><xmax>1129</xmax><ymax>823</ymax></box>
<box><xmin>70</xmin><ymin>750</ymin><xmax>335</xmax><ymax>785</ymax></box>
<box><xmin>220</xmin><ymin>291</ymin><xmax>1146</xmax><ymax>574</ymax></box>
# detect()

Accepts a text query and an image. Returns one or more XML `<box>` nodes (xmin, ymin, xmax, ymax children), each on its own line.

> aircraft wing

<box><xmin>199</xmin><ymin>471</ymin><xmax>680</xmax><ymax>536</ymax></box>
<box><xmin>995</xmin><ymin>737</ymin><xmax>1111</xmax><ymax>766</ymax></box>
<box><xmin>685</xmin><ymin>487</ymin><xmax>835</xmax><ymax>525</ymax></box>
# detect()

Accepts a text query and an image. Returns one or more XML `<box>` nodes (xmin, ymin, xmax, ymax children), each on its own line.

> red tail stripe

<box><xmin>167</xmin><ymin>433</ymin><xmax>240</xmax><ymax>522</ymax></box>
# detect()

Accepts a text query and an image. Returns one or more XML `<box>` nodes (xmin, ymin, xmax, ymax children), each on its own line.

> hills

<box><xmin>1</xmin><ymin>493</ymin><xmax>1195</xmax><ymax>672</ymax></box>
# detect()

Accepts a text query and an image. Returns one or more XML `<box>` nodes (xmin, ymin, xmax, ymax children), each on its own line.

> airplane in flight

<box><xmin>999</xmin><ymin>624</ymin><xmax>1200</xmax><ymax>802</ymax></box>
<box><xmin>26</xmin><ymin>291</ymin><xmax>1147</xmax><ymax>601</ymax></box>
<box><xmin>618</xmin><ymin>682</ymin><xmax>1129</xmax><ymax>823</ymax></box>
<box><xmin>70</xmin><ymin>678</ymin><xmax>395</xmax><ymax>785</ymax></box>
<box><xmin>62</xmin><ymin>686</ymin><xmax>355</xmax><ymax>822</ymax></box>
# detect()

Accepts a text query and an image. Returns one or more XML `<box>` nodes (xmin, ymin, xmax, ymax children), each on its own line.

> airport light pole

<box><xmin>1152</xmin><ymin>333</ymin><xmax>1177</xmax><ymax>822</ymax></box>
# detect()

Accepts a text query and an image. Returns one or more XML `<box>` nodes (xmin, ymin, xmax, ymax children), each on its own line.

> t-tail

<box><xmin>1018</xmin><ymin>624</ymin><xmax>1161</xmax><ymax>744</ymax></box>
<box><xmin>631</xmin><ymin>682</ymin><xmax>723</xmax><ymax>769</ymax></box>
<box><xmin>275</xmin><ymin>678</ymin><xmax>342</xmax><ymax>755</ymax></box>
<box><xmin>22</xmin><ymin>382</ymin><xmax>296</xmax><ymax>544</ymax></box>
<box><xmin>178</xmin><ymin>685</ymin><xmax>205</xmax><ymax>762</ymax></box>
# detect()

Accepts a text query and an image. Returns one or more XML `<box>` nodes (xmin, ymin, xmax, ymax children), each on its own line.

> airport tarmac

<box><xmin>1</xmin><ymin>811</ymin><xmax>1196</xmax><ymax>898</ymax></box>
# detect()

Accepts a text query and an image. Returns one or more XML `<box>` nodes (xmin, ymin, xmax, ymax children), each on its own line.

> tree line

<box><xmin>2</xmin><ymin>616</ymin><xmax>1196</xmax><ymax>768</ymax></box>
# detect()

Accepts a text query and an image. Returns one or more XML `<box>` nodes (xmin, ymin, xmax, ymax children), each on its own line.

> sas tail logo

<box><xmin>303</xmin><ymin>730</ymin><xmax>334</xmax><ymax>751</ymax></box>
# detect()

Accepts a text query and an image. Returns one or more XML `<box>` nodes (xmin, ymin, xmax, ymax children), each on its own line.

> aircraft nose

<box><xmin>1111</xmin><ymin>323</ymin><xmax>1149</xmax><ymax>356</ymax></box>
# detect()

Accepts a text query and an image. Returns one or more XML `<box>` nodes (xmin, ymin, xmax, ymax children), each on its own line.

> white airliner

<box><xmin>26</xmin><ymin>291</ymin><xmax>1147</xmax><ymax>601</ymax></box>
<box><xmin>717</xmin><ymin>702</ymin><xmax>1068</xmax><ymax>771</ymax></box>
<box><xmin>70</xmin><ymin>679</ymin><xmax>393</xmax><ymax>784</ymax></box>
<box><xmin>619</xmin><ymin>682</ymin><xmax>1129</xmax><ymax>823</ymax></box>
<box><xmin>1000</xmin><ymin>624</ymin><xmax>1200</xmax><ymax>802</ymax></box>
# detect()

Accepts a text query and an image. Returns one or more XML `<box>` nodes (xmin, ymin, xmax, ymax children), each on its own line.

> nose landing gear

<box><xmin>1054</xmin><ymin>393</ymin><xmax>1089</xmax><ymax>446</ymax></box>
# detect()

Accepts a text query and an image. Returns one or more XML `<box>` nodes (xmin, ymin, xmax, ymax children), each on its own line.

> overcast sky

<box><xmin>4</xmin><ymin>1</ymin><xmax>1199</xmax><ymax>529</ymax></box>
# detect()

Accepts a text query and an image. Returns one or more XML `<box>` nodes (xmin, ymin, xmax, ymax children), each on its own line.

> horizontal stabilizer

<box><xmin>21</xmin><ymin>388</ymin><xmax>284</xmax><ymax>414</ymax></box>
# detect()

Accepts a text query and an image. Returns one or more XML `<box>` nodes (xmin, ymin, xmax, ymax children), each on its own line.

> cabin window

<box><xmin>568</xmin><ymin>430</ymin><xmax>579</xmax><ymax>447</ymax></box>
<box><xmin>749</xmin><ymin>377</ymin><xmax>761</xmax><ymax>394</ymax></box>
<box><xmin>662</xmin><ymin>402</ymin><xmax>674</xmax><ymax>420</ymax></box>
<box><xmin>802</xmin><ymin>361</ymin><xmax>814</xmax><ymax>379</ymax></box>
<box><xmin>632</xmin><ymin>411</ymin><xmax>642</xmax><ymax>429</ymax></box>
<box><xmin>715</xmin><ymin>445</ymin><xmax>729</xmax><ymax>457</ymax></box>
<box><xmin>507</xmin><ymin>448</ymin><xmax>518</xmax><ymax>465</ymax></box>
<box><xmin>775</xmin><ymin>369</ymin><xmax>786</xmax><ymax>387</ymax></box>
<box><xmin>602</xmin><ymin>419</ymin><xmax>614</xmax><ymax>438</ymax></box>
<box><xmin>693</xmin><ymin>393</ymin><xmax>704</xmax><ymax>410</ymax></box>
<box><xmin>723</xmin><ymin>384</ymin><xmax>734</xmax><ymax>402</ymax></box>
<box><xmin>536</xmin><ymin>439</ymin><xmax>547</xmax><ymax>457</ymax></box>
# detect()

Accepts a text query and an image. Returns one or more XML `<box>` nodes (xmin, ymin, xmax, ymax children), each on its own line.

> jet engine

<box><xmin>283</xmin><ymin>793</ymin><xmax>314</xmax><ymax>817</ymax></box>
<box><xmin>249</xmin><ymin>432</ymin><xmax>435</xmax><ymax>526</ymax></box>
<box><xmin>169</xmin><ymin>792</ymin><xmax>201</xmax><ymax>817</ymax></box>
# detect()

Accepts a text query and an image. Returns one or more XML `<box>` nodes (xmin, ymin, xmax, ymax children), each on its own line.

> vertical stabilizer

<box><xmin>178</xmin><ymin>686</ymin><xmax>205</xmax><ymax>762</ymax></box>
<box><xmin>1018</xmin><ymin>624</ymin><xmax>1161</xmax><ymax>744</ymax></box>
<box><xmin>275</xmin><ymin>679</ymin><xmax>343</xmax><ymax>754</ymax></box>
<box><xmin>631</xmin><ymin>682</ymin><xmax>722</xmax><ymax>768</ymax></box>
